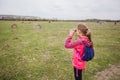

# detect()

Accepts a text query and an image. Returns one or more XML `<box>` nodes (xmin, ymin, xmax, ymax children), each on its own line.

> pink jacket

<box><xmin>65</xmin><ymin>35</ymin><xmax>92</xmax><ymax>70</ymax></box>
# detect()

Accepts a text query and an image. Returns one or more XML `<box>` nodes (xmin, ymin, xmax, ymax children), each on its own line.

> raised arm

<box><xmin>64</xmin><ymin>35</ymin><xmax>83</xmax><ymax>48</ymax></box>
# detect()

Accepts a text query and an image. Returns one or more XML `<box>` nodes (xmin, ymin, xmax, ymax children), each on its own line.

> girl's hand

<box><xmin>69</xmin><ymin>29</ymin><xmax>76</xmax><ymax>36</ymax></box>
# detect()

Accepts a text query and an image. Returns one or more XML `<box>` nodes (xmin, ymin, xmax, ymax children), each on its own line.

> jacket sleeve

<box><xmin>64</xmin><ymin>35</ymin><xmax>83</xmax><ymax>48</ymax></box>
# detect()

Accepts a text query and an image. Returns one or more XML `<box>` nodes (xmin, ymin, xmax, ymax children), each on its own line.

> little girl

<box><xmin>64</xmin><ymin>24</ymin><xmax>93</xmax><ymax>80</ymax></box>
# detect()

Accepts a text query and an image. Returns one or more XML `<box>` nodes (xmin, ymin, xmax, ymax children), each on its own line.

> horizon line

<box><xmin>0</xmin><ymin>14</ymin><xmax>120</xmax><ymax>21</ymax></box>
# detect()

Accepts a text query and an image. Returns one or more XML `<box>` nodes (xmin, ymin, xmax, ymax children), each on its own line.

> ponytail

<box><xmin>86</xmin><ymin>29</ymin><xmax>92</xmax><ymax>42</ymax></box>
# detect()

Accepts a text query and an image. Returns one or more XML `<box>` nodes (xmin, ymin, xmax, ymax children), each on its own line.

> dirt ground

<box><xmin>94</xmin><ymin>63</ymin><xmax>120</xmax><ymax>80</ymax></box>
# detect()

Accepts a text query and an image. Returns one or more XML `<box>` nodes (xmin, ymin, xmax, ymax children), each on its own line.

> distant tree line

<box><xmin>0</xmin><ymin>16</ymin><xmax>120</xmax><ymax>22</ymax></box>
<box><xmin>0</xmin><ymin>16</ymin><xmax>58</xmax><ymax>22</ymax></box>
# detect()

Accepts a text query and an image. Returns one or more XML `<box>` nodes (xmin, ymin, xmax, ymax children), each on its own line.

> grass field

<box><xmin>0</xmin><ymin>21</ymin><xmax>120</xmax><ymax>80</ymax></box>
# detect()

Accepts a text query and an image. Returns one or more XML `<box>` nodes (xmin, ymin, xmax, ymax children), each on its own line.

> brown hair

<box><xmin>77</xmin><ymin>24</ymin><xmax>92</xmax><ymax>42</ymax></box>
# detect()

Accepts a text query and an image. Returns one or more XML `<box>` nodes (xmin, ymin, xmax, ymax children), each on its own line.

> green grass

<box><xmin>0</xmin><ymin>21</ymin><xmax>120</xmax><ymax>80</ymax></box>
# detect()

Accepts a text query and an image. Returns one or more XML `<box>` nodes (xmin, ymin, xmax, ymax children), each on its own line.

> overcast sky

<box><xmin>0</xmin><ymin>0</ymin><xmax>120</xmax><ymax>20</ymax></box>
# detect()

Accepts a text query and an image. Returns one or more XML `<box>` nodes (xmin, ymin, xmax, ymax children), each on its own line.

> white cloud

<box><xmin>0</xmin><ymin>0</ymin><xmax>120</xmax><ymax>20</ymax></box>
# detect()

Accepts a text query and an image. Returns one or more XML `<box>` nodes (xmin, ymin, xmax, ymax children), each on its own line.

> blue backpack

<box><xmin>82</xmin><ymin>46</ymin><xmax>94</xmax><ymax>61</ymax></box>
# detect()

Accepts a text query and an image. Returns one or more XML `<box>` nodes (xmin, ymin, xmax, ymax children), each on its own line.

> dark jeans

<box><xmin>74</xmin><ymin>67</ymin><xmax>82</xmax><ymax>80</ymax></box>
